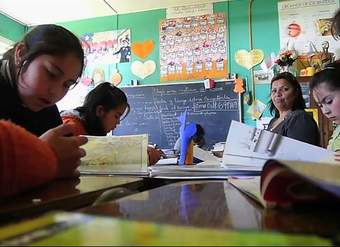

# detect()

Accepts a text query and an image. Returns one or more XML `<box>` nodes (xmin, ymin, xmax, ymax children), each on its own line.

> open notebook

<box><xmin>222</xmin><ymin>121</ymin><xmax>334</xmax><ymax>172</ymax></box>
<box><xmin>79</xmin><ymin>134</ymin><xmax>260</xmax><ymax>179</ymax></box>
<box><xmin>80</xmin><ymin>134</ymin><xmax>149</xmax><ymax>176</ymax></box>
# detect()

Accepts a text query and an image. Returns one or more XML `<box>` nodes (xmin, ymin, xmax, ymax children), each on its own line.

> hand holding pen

<box><xmin>147</xmin><ymin>144</ymin><xmax>166</xmax><ymax>166</ymax></box>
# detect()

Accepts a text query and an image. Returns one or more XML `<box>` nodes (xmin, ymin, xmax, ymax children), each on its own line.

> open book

<box><xmin>229</xmin><ymin>159</ymin><xmax>340</xmax><ymax>208</ymax></box>
<box><xmin>80</xmin><ymin>135</ymin><xmax>259</xmax><ymax>179</ymax></box>
<box><xmin>80</xmin><ymin>134</ymin><xmax>149</xmax><ymax>176</ymax></box>
<box><xmin>223</xmin><ymin>121</ymin><xmax>334</xmax><ymax>172</ymax></box>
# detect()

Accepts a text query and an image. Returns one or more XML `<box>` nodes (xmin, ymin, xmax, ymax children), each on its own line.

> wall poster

<box><xmin>278</xmin><ymin>0</ymin><xmax>339</xmax><ymax>54</ymax></box>
<box><xmin>159</xmin><ymin>13</ymin><xmax>228</xmax><ymax>82</ymax></box>
<box><xmin>80</xmin><ymin>29</ymin><xmax>131</xmax><ymax>87</ymax></box>
<box><xmin>57</xmin><ymin>29</ymin><xmax>131</xmax><ymax>112</ymax></box>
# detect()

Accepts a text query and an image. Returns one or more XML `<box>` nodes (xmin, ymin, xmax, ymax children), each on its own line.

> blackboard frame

<box><xmin>114</xmin><ymin>80</ymin><xmax>242</xmax><ymax>149</ymax></box>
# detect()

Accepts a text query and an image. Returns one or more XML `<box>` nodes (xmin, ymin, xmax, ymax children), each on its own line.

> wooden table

<box><xmin>83</xmin><ymin>180</ymin><xmax>340</xmax><ymax>238</ymax></box>
<box><xmin>0</xmin><ymin>176</ymin><xmax>165</xmax><ymax>223</ymax></box>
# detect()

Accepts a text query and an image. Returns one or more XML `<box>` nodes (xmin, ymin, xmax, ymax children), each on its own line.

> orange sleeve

<box><xmin>0</xmin><ymin>121</ymin><xmax>58</xmax><ymax>197</ymax></box>
<box><xmin>62</xmin><ymin>116</ymin><xmax>87</xmax><ymax>136</ymax></box>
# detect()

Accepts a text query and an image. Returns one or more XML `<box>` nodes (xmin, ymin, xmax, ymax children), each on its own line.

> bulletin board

<box><xmin>159</xmin><ymin>13</ymin><xmax>228</xmax><ymax>82</ymax></box>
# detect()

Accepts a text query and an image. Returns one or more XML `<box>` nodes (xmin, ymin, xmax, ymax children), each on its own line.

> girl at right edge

<box><xmin>309</xmin><ymin>9</ymin><xmax>340</xmax><ymax>160</ymax></box>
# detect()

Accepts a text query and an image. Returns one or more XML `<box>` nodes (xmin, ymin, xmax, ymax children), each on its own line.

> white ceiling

<box><xmin>0</xmin><ymin>0</ymin><xmax>227</xmax><ymax>26</ymax></box>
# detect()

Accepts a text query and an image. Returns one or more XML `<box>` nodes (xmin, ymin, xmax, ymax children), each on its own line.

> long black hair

<box><xmin>76</xmin><ymin>82</ymin><xmax>130</xmax><ymax>135</ymax></box>
<box><xmin>3</xmin><ymin>24</ymin><xmax>84</xmax><ymax>87</ymax></box>
<box><xmin>193</xmin><ymin>124</ymin><xmax>205</xmax><ymax>147</ymax></box>
<box><xmin>269</xmin><ymin>72</ymin><xmax>306</xmax><ymax>118</ymax></box>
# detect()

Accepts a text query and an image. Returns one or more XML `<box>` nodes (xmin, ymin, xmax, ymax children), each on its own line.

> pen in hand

<box><xmin>149</xmin><ymin>144</ymin><xmax>167</xmax><ymax>158</ymax></box>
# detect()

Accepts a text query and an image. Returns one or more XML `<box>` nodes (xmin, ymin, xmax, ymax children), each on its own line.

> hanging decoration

<box><xmin>111</xmin><ymin>72</ymin><xmax>122</xmax><ymax>86</ymax></box>
<box><xmin>103</xmin><ymin>0</ymin><xmax>124</xmax><ymax>86</ymax></box>
<box><xmin>233</xmin><ymin>78</ymin><xmax>245</xmax><ymax>94</ymax></box>
<box><xmin>234</xmin><ymin>49</ymin><xmax>264</xmax><ymax>70</ymax></box>
<box><xmin>131</xmin><ymin>60</ymin><xmax>156</xmax><ymax>79</ymax></box>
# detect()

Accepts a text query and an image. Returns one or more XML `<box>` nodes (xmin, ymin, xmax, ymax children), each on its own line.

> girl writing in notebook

<box><xmin>309</xmin><ymin>9</ymin><xmax>340</xmax><ymax>157</ymax></box>
<box><xmin>311</xmin><ymin>62</ymin><xmax>340</xmax><ymax>154</ymax></box>
<box><xmin>0</xmin><ymin>24</ymin><xmax>87</xmax><ymax>196</ymax></box>
<box><xmin>61</xmin><ymin>82</ymin><xmax>162</xmax><ymax>165</ymax></box>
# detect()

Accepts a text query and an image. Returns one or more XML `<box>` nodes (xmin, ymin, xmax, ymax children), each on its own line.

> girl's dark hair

<box><xmin>269</xmin><ymin>72</ymin><xmax>306</xmax><ymax>118</ymax></box>
<box><xmin>76</xmin><ymin>82</ymin><xmax>130</xmax><ymax>135</ymax></box>
<box><xmin>310</xmin><ymin>62</ymin><xmax>340</xmax><ymax>91</ymax></box>
<box><xmin>193</xmin><ymin>124</ymin><xmax>205</xmax><ymax>147</ymax></box>
<box><xmin>332</xmin><ymin>8</ymin><xmax>340</xmax><ymax>40</ymax></box>
<box><xmin>3</xmin><ymin>24</ymin><xmax>84</xmax><ymax>86</ymax></box>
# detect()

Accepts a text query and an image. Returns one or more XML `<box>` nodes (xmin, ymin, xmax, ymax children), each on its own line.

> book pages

<box><xmin>80</xmin><ymin>134</ymin><xmax>148</xmax><ymax>175</ymax></box>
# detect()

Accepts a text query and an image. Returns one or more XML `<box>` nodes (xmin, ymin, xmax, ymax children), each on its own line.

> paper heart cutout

<box><xmin>131</xmin><ymin>40</ymin><xmax>154</xmax><ymax>60</ymax></box>
<box><xmin>131</xmin><ymin>60</ymin><xmax>156</xmax><ymax>79</ymax></box>
<box><xmin>235</xmin><ymin>49</ymin><xmax>264</xmax><ymax>70</ymax></box>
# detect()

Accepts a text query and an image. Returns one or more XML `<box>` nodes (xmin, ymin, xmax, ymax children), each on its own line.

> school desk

<box><xmin>82</xmin><ymin>180</ymin><xmax>340</xmax><ymax>238</ymax></box>
<box><xmin>0</xmin><ymin>176</ymin><xmax>166</xmax><ymax>224</ymax></box>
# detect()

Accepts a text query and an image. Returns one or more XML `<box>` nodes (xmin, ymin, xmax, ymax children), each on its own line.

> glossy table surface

<box><xmin>0</xmin><ymin>176</ymin><xmax>148</xmax><ymax>223</ymax></box>
<box><xmin>83</xmin><ymin>180</ymin><xmax>340</xmax><ymax>237</ymax></box>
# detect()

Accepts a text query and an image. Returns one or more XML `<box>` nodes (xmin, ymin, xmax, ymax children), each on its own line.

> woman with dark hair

<box><xmin>0</xmin><ymin>24</ymin><xmax>87</xmax><ymax>196</ymax></box>
<box><xmin>266</xmin><ymin>72</ymin><xmax>320</xmax><ymax>145</ymax></box>
<box><xmin>62</xmin><ymin>82</ymin><xmax>162</xmax><ymax>165</ymax></box>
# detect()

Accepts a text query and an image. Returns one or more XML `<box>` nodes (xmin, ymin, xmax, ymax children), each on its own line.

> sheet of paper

<box><xmin>193</xmin><ymin>146</ymin><xmax>221</xmax><ymax>163</ymax></box>
<box><xmin>228</xmin><ymin>177</ymin><xmax>265</xmax><ymax>207</ymax></box>
<box><xmin>155</xmin><ymin>157</ymin><xmax>178</xmax><ymax>166</ymax></box>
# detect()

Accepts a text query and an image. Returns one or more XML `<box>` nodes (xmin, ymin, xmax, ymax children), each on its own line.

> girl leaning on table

<box><xmin>61</xmin><ymin>82</ymin><xmax>162</xmax><ymax>165</ymax></box>
<box><xmin>0</xmin><ymin>24</ymin><xmax>88</xmax><ymax>197</ymax></box>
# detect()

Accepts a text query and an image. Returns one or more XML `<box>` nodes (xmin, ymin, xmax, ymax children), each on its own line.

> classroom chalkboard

<box><xmin>114</xmin><ymin>81</ymin><xmax>241</xmax><ymax>149</ymax></box>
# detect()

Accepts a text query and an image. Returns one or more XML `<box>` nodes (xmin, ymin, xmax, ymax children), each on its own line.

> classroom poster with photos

<box><xmin>278</xmin><ymin>0</ymin><xmax>339</xmax><ymax>54</ymax></box>
<box><xmin>159</xmin><ymin>13</ymin><xmax>227</xmax><ymax>82</ymax></box>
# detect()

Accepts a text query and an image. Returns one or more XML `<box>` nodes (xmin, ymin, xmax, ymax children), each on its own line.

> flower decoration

<box><xmin>275</xmin><ymin>50</ymin><xmax>298</xmax><ymax>67</ymax></box>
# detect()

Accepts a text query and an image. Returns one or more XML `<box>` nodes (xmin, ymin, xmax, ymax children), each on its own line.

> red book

<box><xmin>230</xmin><ymin>159</ymin><xmax>340</xmax><ymax>208</ymax></box>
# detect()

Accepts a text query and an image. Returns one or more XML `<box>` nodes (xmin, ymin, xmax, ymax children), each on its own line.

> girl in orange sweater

<box><xmin>61</xmin><ymin>82</ymin><xmax>161</xmax><ymax>165</ymax></box>
<box><xmin>0</xmin><ymin>121</ymin><xmax>86</xmax><ymax>197</ymax></box>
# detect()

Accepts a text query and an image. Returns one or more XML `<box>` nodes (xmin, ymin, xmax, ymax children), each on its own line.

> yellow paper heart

<box><xmin>234</xmin><ymin>49</ymin><xmax>264</xmax><ymax>70</ymax></box>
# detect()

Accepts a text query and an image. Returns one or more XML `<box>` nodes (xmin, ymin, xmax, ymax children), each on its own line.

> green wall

<box><xmin>60</xmin><ymin>9</ymin><xmax>165</xmax><ymax>86</ymax></box>
<box><xmin>0</xmin><ymin>13</ymin><xmax>26</xmax><ymax>42</ymax></box>
<box><xmin>59</xmin><ymin>0</ymin><xmax>280</xmax><ymax>125</ymax></box>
